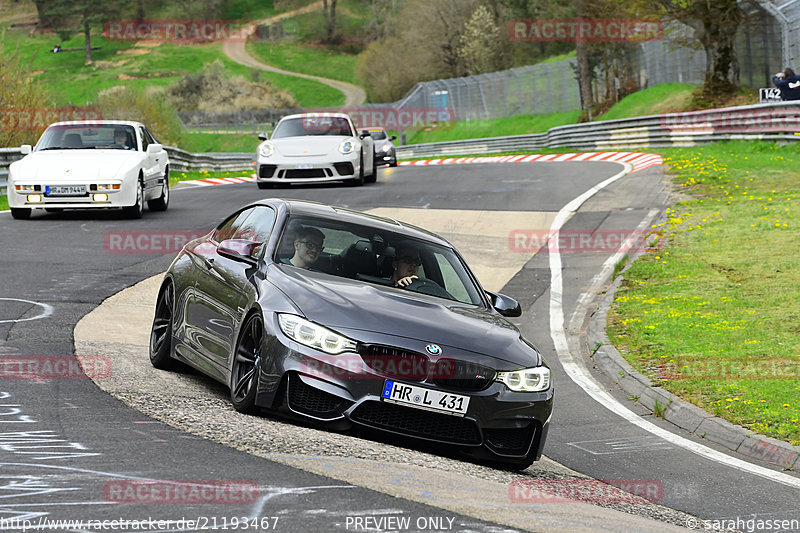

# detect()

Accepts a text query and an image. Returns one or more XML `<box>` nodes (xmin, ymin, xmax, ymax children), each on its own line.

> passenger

<box><xmin>286</xmin><ymin>226</ymin><xmax>325</xmax><ymax>269</ymax></box>
<box><xmin>391</xmin><ymin>245</ymin><xmax>422</xmax><ymax>287</ymax></box>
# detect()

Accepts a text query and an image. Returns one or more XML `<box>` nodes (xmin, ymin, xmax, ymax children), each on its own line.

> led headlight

<box><xmin>338</xmin><ymin>140</ymin><xmax>355</xmax><ymax>154</ymax></box>
<box><xmin>496</xmin><ymin>366</ymin><xmax>551</xmax><ymax>392</ymax></box>
<box><xmin>278</xmin><ymin>314</ymin><xmax>357</xmax><ymax>355</ymax></box>
<box><xmin>381</xmin><ymin>144</ymin><xmax>391</xmax><ymax>152</ymax></box>
<box><xmin>258</xmin><ymin>142</ymin><xmax>274</xmax><ymax>158</ymax></box>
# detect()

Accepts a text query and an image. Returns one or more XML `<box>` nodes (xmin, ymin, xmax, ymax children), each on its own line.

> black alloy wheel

<box><xmin>150</xmin><ymin>282</ymin><xmax>177</xmax><ymax>369</ymax></box>
<box><xmin>230</xmin><ymin>313</ymin><xmax>264</xmax><ymax>413</ymax></box>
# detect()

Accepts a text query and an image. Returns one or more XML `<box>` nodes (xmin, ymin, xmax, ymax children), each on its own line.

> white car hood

<box><xmin>11</xmin><ymin>150</ymin><xmax>143</xmax><ymax>181</ymax></box>
<box><xmin>271</xmin><ymin>136</ymin><xmax>352</xmax><ymax>157</ymax></box>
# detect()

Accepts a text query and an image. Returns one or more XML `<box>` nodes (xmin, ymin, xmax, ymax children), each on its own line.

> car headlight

<box><xmin>278</xmin><ymin>314</ymin><xmax>357</xmax><ymax>355</ymax></box>
<box><xmin>258</xmin><ymin>142</ymin><xmax>274</xmax><ymax>158</ymax></box>
<box><xmin>338</xmin><ymin>140</ymin><xmax>355</xmax><ymax>154</ymax></box>
<box><xmin>381</xmin><ymin>145</ymin><xmax>391</xmax><ymax>152</ymax></box>
<box><xmin>496</xmin><ymin>366</ymin><xmax>551</xmax><ymax>392</ymax></box>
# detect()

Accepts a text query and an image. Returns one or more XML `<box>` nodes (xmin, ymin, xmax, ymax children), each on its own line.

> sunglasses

<box><xmin>398</xmin><ymin>256</ymin><xmax>422</xmax><ymax>266</ymax></box>
<box><xmin>298</xmin><ymin>241</ymin><xmax>324</xmax><ymax>252</ymax></box>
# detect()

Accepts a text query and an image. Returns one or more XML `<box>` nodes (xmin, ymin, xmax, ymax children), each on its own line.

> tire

<box><xmin>10</xmin><ymin>208</ymin><xmax>31</xmax><ymax>220</ymax></box>
<box><xmin>349</xmin><ymin>153</ymin><xmax>365</xmax><ymax>187</ymax></box>
<box><xmin>149</xmin><ymin>282</ymin><xmax>178</xmax><ymax>370</ymax></box>
<box><xmin>365</xmin><ymin>152</ymin><xmax>377</xmax><ymax>184</ymax></box>
<box><xmin>147</xmin><ymin>172</ymin><xmax>169</xmax><ymax>212</ymax></box>
<box><xmin>230</xmin><ymin>313</ymin><xmax>264</xmax><ymax>414</ymax></box>
<box><xmin>122</xmin><ymin>179</ymin><xmax>144</xmax><ymax>219</ymax></box>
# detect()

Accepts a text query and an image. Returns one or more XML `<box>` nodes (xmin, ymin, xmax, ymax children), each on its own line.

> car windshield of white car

<box><xmin>272</xmin><ymin>116</ymin><xmax>354</xmax><ymax>138</ymax></box>
<box><xmin>37</xmin><ymin>124</ymin><xmax>137</xmax><ymax>151</ymax></box>
<box><xmin>369</xmin><ymin>130</ymin><xmax>387</xmax><ymax>140</ymax></box>
<box><xmin>275</xmin><ymin>216</ymin><xmax>485</xmax><ymax>306</ymax></box>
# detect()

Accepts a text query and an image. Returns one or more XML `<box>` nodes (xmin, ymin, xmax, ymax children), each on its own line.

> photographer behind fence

<box><xmin>772</xmin><ymin>68</ymin><xmax>800</xmax><ymax>101</ymax></box>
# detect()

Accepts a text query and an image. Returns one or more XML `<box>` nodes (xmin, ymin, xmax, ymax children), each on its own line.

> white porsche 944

<box><xmin>256</xmin><ymin>113</ymin><xmax>376</xmax><ymax>188</ymax></box>
<box><xmin>7</xmin><ymin>120</ymin><xmax>170</xmax><ymax>220</ymax></box>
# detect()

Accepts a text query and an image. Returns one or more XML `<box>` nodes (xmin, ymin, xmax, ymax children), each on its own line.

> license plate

<box><xmin>46</xmin><ymin>185</ymin><xmax>86</xmax><ymax>196</ymax></box>
<box><xmin>381</xmin><ymin>380</ymin><xmax>470</xmax><ymax>416</ymax></box>
<box><xmin>295</xmin><ymin>164</ymin><xmax>314</xmax><ymax>170</ymax></box>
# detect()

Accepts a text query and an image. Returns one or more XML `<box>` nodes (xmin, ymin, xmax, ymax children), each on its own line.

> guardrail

<box><xmin>396</xmin><ymin>101</ymin><xmax>800</xmax><ymax>158</ymax></box>
<box><xmin>0</xmin><ymin>146</ymin><xmax>256</xmax><ymax>187</ymax></box>
<box><xmin>2</xmin><ymin>102</ymin><xmax>799</xmax><ymax>184</ymax></box>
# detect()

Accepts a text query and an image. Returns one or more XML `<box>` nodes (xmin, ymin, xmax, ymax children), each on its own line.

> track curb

<box><xmin>588</xmin><ymin>274</ymin><xmax>800</xmax><ymax>471</ymax></box>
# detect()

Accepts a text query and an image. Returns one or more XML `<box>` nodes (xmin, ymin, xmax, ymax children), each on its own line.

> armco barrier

<box><xmin>396</xmin><ymin>101</ymin><xmax>800</xmax><ymax>158</ymax></box>
<box><xmin>2</xmin><ymin>102</ymin><xmax>799</xmax><ymax>174</ymax></box>
<box><xmin>0</xmin><ymin>146</ymin><xmax>255</xmax><ymax>176</ymax></box>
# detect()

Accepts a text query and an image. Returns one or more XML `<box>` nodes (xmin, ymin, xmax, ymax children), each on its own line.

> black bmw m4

<box><xmin>149</xmin><ymin>199</ymin><xmax>553</xmax><ymax>468</ymax></box>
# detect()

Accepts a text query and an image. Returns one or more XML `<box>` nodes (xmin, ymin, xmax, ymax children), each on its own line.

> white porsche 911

<box><xmin>7</xmin><ymin>120</ymin><xmax>170</xmax><ymax>220</ymax></box>
<box><xmin>256</xmin><ymin>113</ymin><xmax>376</xmax><ymax>188</ymax></box>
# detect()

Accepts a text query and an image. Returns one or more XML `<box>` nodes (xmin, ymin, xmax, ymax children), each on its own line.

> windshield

<box><xmin>368</xmin><ymin>130</ymin><xmax>387</xmax><ymax>140</ymax></box>
<box><xmin>272</xmin><ymin>116</ymin><xmax>354</xmax><ymax>138</ymax></box>
<box><xmin>275</xmin><ymin>215</ymin><xmax>484</xmax><ymax>306</ymax></box>
<box><xmin>36</xmin><ymin>124</ymin><xmax>137</xmax><ymax>151</ymax></box>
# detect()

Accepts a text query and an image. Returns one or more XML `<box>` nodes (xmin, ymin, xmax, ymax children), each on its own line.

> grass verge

<box><xmin>0</xmin><ymin>194</ymin><xmax>7</xmax><ymax>211</ymax></box>
<box><xmin>172</xmin><ymin>170</ymin><xmax>254</xmax><ymax>184</ymax></box>
<box><xmin>404</xmin><ymin>111</ymin><xmax>582</xmax><ymax>145</ymax></box>
<box><xmin>607</xmin><ymin>141</ymin><xmax>800</xmax><ymax>445</ymax></box>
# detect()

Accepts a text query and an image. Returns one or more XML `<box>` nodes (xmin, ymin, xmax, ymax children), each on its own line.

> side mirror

<box><xmin>20</xmin><ymin>145</ymin><xmax>32</xmax><ymax>155</ymax></box>
<box><xmin>359</xmin><ymin>130</ymin><xmax>370</xmax><ymax>139</ymax></box>
<box><xmin>486</xmin><ymin>291</ymin><xmax>522</xmax><ymax>317</ymax></box>
<box><xmin>218</xmin><ymin>239</ymin><xmax>261</xmax><ymax>263</ymax></box>
<box><xmin>389</xmin><ymin>135</ymin><xmax>397</xmax><ymax>142</ymax></box>
<box><xmin>258</xmin><ymin>132</ymin><xmax>269</xmax><ymax>141</ymax></box>
<box><xmin>147</xmin><ymin>143</ymin><xmax>163</xmax><ymax>154</ymax></box>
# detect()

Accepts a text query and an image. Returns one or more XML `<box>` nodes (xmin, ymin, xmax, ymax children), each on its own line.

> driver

<box><xmin>391</xmin><ymin>245</ymin><xmax>421</xmax><ymax>288</ymax></box>
<box><xmin>286</xmin><ymin>226</ymin><xmax>325</xmax><ymax>269</ymax></box>
<box><xmin>113</xmin><ymin>129</ymin><xmax>132</xmax><ymax>150</ymax></box>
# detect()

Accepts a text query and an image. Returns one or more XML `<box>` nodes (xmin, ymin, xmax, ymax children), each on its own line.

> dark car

<box><xmin>367</xmin><ymin>127</ymin><xmax>397</xmax><ymax>167</ymax></box>
<box><xmin>149</xmin><ymin>199</ymin><xmax>553</xmax><ymax>468</ymax></box>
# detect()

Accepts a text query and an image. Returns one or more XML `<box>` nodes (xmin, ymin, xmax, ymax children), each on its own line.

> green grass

<box><xmin>172</xmin><ymin>169</ymin><xmax>254</xmax><ymax>184</ymax></box>
<box><xmin>404</xmin><ymin>111</ymin><xmax>582</xmax><ymax>144</ymax></box>
<box><xmin>608</xmin><ymin>141</ymin><xmax>800</xmax><ymax>444</ymax></box>
<box><xmin>246</xmin><ymin>41</ymin><xmax>359</xmax><ymax>85</ymax></box>
<box><xmin>0</xmin><ymin>194</ymin><xmax>7</xmax><ymax>211</ymax></box>
<box><xmin>1</xmin><ymin>22</ymin><xmax>341</xmax><ymax>107</ymax></box>
<box><xmin>179</xmin><ymin>133</ymin><xmax>261</xmax><ymax>153</ymax></box>
<box><xmin>598</xmin><ymin>83</ymin><xmax>696</xmax><ymax>121</ymax></box>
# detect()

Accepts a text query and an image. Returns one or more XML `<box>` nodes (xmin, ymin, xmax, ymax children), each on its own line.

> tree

<box><xmin>37</xmin><ymin>0</ymin><xmax>128</xmax><ymax>65</ymax></box>
<box><xmin>322</xmin><ymin>0</ymin><xmax>338</xmax><ymax>43</ymax></box>
<box><xmin>653</xmin><ymin>0</ymin><xmax>744</xmax><ymax>95</ymax></box>
<box><xmin>458</xmin><ymin>5</ymin><xmax>510</xmax><ymax>75</ymax></box>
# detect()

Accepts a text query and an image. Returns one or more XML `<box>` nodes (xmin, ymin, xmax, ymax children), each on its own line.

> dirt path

<box><xmin>223</xmin><ymin>1</ymin><xmax>366</xmax><ymax>107</ymax></box>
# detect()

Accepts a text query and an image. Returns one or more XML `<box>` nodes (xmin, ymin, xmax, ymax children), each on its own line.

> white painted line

<box><xmin>547</xmin><ymin>164</ymin><xmax>800</xmax><ymax>490</ymax></box>
<box><xmin>0</xmin><ymin>298</ymin><xmax>54</xmax><ymax>323</ymax></box>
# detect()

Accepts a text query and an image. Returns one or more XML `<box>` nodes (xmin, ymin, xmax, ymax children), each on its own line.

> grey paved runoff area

<box><xmin>3</xmin><ymin>159</ymin><xmax>798</xmax><ymax>531</ymax></box>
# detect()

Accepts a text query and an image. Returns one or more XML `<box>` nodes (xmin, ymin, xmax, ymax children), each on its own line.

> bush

<box><xmin>167</xmin><ymin>60</ymin><xmax>298</xmax><ymax>112</ymax></box>
<box><xmin>96</xmin><ymin>86</ymin><xmax>186</xmax><ymax>147</ymax></box>
<box><xmin>0</xmin><ymin>43</ymin><xmax>55</xmax><ymax>147</ymax></box>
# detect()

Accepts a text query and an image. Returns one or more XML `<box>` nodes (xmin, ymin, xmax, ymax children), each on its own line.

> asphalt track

<box><xmin>1</xmin><ymin>160</ymin><xmax>799</xmax><ymax>532</ymax></box>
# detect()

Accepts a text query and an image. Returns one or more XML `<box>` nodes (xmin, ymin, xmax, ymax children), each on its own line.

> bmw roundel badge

<box><xmin>425</xmin><ymin>344</ymin><xmax>442</xmax><ymax>355</ymax></box>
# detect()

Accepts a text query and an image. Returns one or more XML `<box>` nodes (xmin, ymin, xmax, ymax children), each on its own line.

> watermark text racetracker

<box><xmin>510</xmin><ymin>19</ymin><xmax>663</xmax><ymax>42</ymax></box>
<box><xmin>1</xmin><ymin>107</ymin><xmax>102</xmax><ymax>131</ymax></box>
<box><xmin>509</xmin><ymin>228</ymin><xmax>655</xmax><ymax>254</ymax></box>
<box><xmin>0</xmin><ymin>355</ymin><xmax>111</xmax><ymax>380</ymax></box>
<box><xmin>104</xmin><ymin>480</ymin><xmax>258</xmax><ymax>504</ymax></box>
<box><xmin>105</xmin><ymin>230</ymin><xmax>208</xmax><ymax>254</ymax></box>
<box><xmin>103</xmin><ymin>20</ymin><xmax>255</xmax><ymax>43</ymax></box>
<box><xmin>509</xmin><ymin>479</ymin><xmax>663</xmax><ymax>504</ymax></box>
<box><xmin>302</xmin><ymin>108</ymin><xmax>455</xmax><ymax>132</ymax></box>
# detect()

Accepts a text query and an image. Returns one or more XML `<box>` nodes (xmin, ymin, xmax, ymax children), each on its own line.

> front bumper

<box><xmin>8</xmin><ymin>180</ymin><xmax>134</xmax><ymax>209</ymax></box>
<box><xmin>256</xmin><ymin>153</ymin><xmax>361</xmax><ymax>185</ymax></box>
<box><xmin>256</xmin><ymin>327</ymin><xmax>553</xmax><ymax>465</ymax></box>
